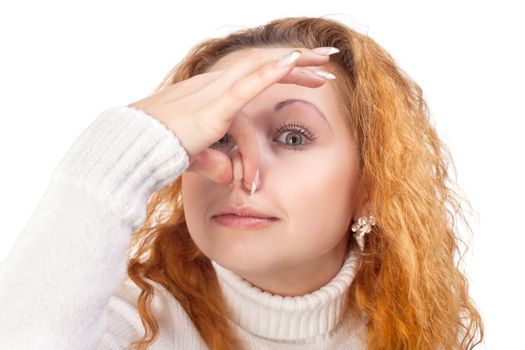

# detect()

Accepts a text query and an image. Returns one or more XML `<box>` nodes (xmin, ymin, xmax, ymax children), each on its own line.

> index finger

<box><xmin>201</xmin><ymin>47</ymin><xmax>330</xmax><ymax>100</ymax></box>
<box><xmin>197</xmin><ymin>50</ymin><xmax>306</xmax><ymax>187</ymax></box>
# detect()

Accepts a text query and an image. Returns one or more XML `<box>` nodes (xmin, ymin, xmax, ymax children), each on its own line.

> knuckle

<box><xmin>256</xmin><ymin>64</ymin><xmax>275</xmax><ymax>81</ymax></box>
<box><xmin>226</xmin><ymin>80</ymin><xmax>245</xmax><ymax>100</ymax></box>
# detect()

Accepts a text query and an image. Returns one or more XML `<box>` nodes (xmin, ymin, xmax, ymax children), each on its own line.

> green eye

<box><xmin>209</xmin><ymin>121</ymin><xmax>317</xmax><ymax>152</ymax></box>
<box><xmin>273</xmin><ymin>121</ymin><xmax>316</xmax><ymax>151</ymax></box>
<box><xmin>276</xmin><ymin>131</ymin><xmax>305</xmax><ymax>149</ymax></box>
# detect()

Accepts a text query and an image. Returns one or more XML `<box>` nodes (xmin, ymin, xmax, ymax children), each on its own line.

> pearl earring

<box><xmin>351</xmin><ymin>215</ymin><xmax>376</xmax><ymax>251</ymax></box>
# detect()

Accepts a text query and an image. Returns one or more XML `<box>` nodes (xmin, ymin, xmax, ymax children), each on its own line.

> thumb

<box><xmin>186</xmin><ymin>148</ymin><xmax>232</xmax><ymax>185</ymax></box>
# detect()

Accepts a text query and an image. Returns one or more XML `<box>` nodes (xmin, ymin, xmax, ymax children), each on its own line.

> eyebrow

<box><xmin>273</xmin><ymin>98</ymin><xmax>332</xmax><ymax>129</ymax></box>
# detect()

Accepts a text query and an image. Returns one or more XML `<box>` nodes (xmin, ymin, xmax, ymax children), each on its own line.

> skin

<box><xmin>180</xmin><ymin>49</ymin><xmax>363</xmax><ymax>296</ymax></box>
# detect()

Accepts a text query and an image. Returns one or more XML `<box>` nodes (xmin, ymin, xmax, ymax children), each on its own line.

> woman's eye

<box><xmin>274</xmin><ymin>121</ymin><xmax>316</xmax><ymax>151</ymax></box>
<box><xmin>209</xmin><ymin>122</ymin><xmax>316</xmax><ymax>151</ymax></box>
<box><xmin>275</xmin><ymin>130</ymin><xmax>306</xmax><ymax>150</ymax></box>
<box><xmin>209</xmin><ymin>134</ymin><xmax>234</xmax><ymax>150</ymax></box>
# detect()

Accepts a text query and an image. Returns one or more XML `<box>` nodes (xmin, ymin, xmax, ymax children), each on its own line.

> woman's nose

<box><xmin>228</xmin><ymin>146</ymin><xmax>256</xmax><ymax>194</ymax></box>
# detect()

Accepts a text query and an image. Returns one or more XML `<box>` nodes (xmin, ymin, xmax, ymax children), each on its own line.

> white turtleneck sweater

<box><xmin>0</xmin><ymin>106</ymin><xmax>368</xmax><ymax>349</ymax></box>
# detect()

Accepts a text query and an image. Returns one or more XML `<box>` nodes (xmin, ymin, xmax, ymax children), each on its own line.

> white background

<box><xmin>1</xmin><ymin>1</ymin><xmax>523</xmax><ymax>348</ymax></box>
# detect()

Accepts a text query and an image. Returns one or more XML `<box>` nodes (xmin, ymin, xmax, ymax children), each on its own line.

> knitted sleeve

<box><xmin>0</xmin><ymin>106</ymin><xmax>190</xmax><ymax>350</ymax></box>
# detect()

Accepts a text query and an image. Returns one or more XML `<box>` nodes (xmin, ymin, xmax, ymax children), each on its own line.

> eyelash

<box><xmin>210</xmin><ymin>121</ymin><xmax>317</xmax><ymax>151</ymax></box>
<box><xmin>274</xmin><ymin>121</ymin><xmax>316</xmax><ymax>151</ymax></box>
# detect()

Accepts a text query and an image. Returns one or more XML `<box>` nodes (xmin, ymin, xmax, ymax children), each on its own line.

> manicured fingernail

<box><xmin>250</xmin><ymin>169</ymin><xmax>259</xmax><ymax>195</ymax></box>
<box><xmin>277</xmin><ymin>50</ymin><xmax>301</xmax><ymax>67</ymax></box>
<box><xmin>311</xmin><ymin>69</ymin><xmax>336</xmax><ymax>80</ymax></box>
<box><xmin>312</xmin><ymin>47</ymin><xmax>340</xmax><ymax>55</ymax></box>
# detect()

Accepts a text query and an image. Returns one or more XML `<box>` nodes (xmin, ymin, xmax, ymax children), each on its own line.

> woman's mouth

<box><xmin>212</xmin><ymin>214</ymin><xmax>279</xmax><ymax>229</ymax></box>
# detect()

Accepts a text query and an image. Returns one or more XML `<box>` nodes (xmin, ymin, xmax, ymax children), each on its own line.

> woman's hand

<box><xmin>127</xmin><ymin>47</ymin><xmax>336</xmax><ymax>192</ymax></box>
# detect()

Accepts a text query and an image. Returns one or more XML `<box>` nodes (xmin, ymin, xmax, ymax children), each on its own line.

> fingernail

<box><xmin>312</xmin><ymin>47</ymin><xmax>340</xmax><ymax>56</ymax></box>
<box><xmin>311</xmin><ymin>69</ymin><xmax>336</xmax><ymax>80</ymax></box>
<box><xmin>250</xmin><ymin>169</ymin><xmax>260</xmax><ymax>195</ymax></box>
<box><xmin>277</xmin><ymin>50</ymin><xmax>301</xmax><ymax>67</ymax></box>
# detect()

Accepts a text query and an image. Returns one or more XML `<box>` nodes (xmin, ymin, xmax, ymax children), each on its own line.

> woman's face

<box><xmin>181</xmin><ymin>49</ymin><xmax>362</xmax><ymax>295</ymax></box>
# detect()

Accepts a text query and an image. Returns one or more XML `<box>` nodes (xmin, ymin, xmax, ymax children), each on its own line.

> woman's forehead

<box><xmin>205</xmin><ymin>48</ymin><xmax>349</xmax><ymax>132</ymax></box>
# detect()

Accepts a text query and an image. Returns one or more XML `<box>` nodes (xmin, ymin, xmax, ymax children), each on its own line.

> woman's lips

<box><xmin>212</xmin><ymin>214</ymin><xmax>279</xmax><ymax>229</ymax></box>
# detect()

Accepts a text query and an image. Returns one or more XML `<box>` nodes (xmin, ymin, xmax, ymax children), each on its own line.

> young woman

<box><xmin>0</xmin><ymin>17</ymin><xmax>484</xmax><ymax>349</ymax></box>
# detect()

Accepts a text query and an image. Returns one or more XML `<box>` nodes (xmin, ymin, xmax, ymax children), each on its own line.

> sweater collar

<box><xmin>210</xmin><ymin>245</ymin><xmax>360</xmax><ymax>341</ymax></box>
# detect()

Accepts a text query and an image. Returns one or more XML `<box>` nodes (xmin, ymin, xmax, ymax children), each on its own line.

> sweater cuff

<box><xmin>50</xmin><ymin>105</ymin><xmax>190</xmax><ymax>231</ymax></box>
